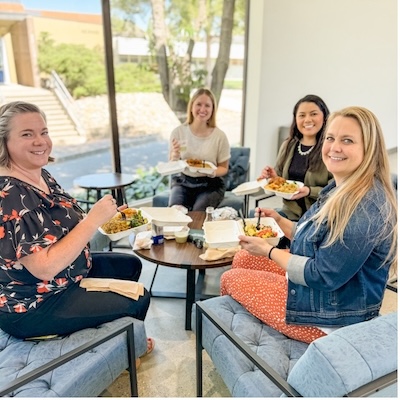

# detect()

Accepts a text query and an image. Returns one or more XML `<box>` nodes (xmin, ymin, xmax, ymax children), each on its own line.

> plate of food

<box><xmin>185</xmin><ymin>159</ymin><xmax>217</xmax><ymax>175</ymax></box>
<box><xmin>263</xmin><ymin>177</ymin><xmax>304</xmax><ymax>200</ymax></box>
<box><xmin>240</xmin><ymin>217</ymin><xmax>284</xmax><ymax>246</ymax></box>
<box><xmin>98</xmin><ymin>208</ymin><xmax>151</xmax><ymax>241</ymax></box>
<box><xmin>156</xmin><ymin>160</ymin><xmax>187</xmax><ymax>176</ymax></box>
<box><xmin>231</xmin><ymin>178</ymin><xmax>267</xmax><ymax>196</ymax></box>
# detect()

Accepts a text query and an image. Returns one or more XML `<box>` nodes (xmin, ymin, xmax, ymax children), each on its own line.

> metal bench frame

<box><xmin>0</xmin><ymin>320</ymin><xmax>138</xmax><ymax>397</ymax></box>
<box><xmin>195</xmin><ymin>301</ymin><xmax>397</xmax><ymax>398</ymax></box>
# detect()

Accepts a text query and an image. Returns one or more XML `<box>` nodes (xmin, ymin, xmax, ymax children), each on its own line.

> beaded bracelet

<box><xmin>268</xmin><ymin>246</ymin><xmax>276</xmax><ymax>260</ymax></box>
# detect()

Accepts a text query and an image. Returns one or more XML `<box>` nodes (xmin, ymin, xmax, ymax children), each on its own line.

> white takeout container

<box><xmin>156</xmin><ymin>160</ymin><xmax>187</xmax><ymax>176</ymax></box>
<box><xmin>140</xmin><ymin>207</ymin><xmax>193</xmax><ymax>226</ymax></box>
<box><xmin>203</xmin><ymin>217</ymin><xmax>284</xmax><ymax>248</ymax></box>
<box><xmin>203</xmin><ymin>220</ymin><xmax>244</xmax><ymax>248</ymax></box>
<box><xmin>241</xmin><ymin>217</ymin><xmax>284</xmax><ymax>246</ymax></box>
<box><xmin>232</xmin><ymin>179</ymin><xmax>267</xmax><ymax>196</ymax></box>
<box><xmin>262</xmin><ymin>179</ymin><xmax>304</xmax><ymax>200</ymax></box>
<box><xmin>98</xmin><ymin>209</ymin><xmax>151</xmax><ymax>241</ymax></box>
<box><xmin>185</xmin><ymin>160</ymin><xmax>217</xmax><ymax>175</ymax></box>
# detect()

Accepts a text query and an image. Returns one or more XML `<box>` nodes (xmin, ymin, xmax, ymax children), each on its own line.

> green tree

<box><xmin>38</xmin><ymin>32</ymin><xmax>106</xmax><ymax>97</ymax></box>
<box><xmin>112</xmin><ymin>0</ymin><xmax>245</xmax><ymax>113</ymax></box>
<box><xmin>37</xmin><ymin>32</ymin><xmax>160</xmax><ymax>98</ymax></box>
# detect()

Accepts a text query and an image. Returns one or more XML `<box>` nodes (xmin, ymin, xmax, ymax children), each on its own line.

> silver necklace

<box><xmin>297</xmin><ymin>142</ymin><xmax>314</xmax><ymax>156</ymax></box>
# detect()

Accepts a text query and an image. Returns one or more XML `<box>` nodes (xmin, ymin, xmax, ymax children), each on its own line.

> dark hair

<box><xmin>276</xmin><ymin>94</ymin><xmax>330</xmax><ymax>172</ymax></box>
<box><xmin>0</xmin><ymin>101</ymin><xmax>54</xmax><ymax>168</ymax></box>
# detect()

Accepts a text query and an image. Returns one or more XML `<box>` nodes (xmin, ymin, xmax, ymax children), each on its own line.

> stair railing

<box><xmin>49</xmin><ymin>70</ymin><xmax>86</xmax><ymax>137</ymax></box>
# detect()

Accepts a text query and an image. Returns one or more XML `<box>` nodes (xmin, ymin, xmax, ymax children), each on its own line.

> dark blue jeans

<box><xmin>0</xmin><ymin>252</ymin><xmax>150</xmax><ymax>339</ymax></box>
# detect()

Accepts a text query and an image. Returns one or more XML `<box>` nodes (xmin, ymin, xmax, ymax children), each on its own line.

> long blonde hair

<box><xmin>312</xmin><ymin>106</ymin><xmax>397</xmax><ymax>274</ymax></box>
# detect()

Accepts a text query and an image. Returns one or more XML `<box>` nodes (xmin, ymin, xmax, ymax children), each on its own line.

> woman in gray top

<box><xmin>169</xmin><ymin>88</ymin><xmax>230</xmax><ymax>211</ymax></box>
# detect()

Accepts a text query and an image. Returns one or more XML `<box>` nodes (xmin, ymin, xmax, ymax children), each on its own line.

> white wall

<box><xmin>244</xmin><ymin>0</ymin><xmax>397</xmax><ymax>179</ymax></box>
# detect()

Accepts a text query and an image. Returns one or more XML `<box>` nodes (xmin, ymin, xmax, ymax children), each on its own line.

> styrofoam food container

<box><xmin>140</xmin><ymin>207</ymin><xmax>193</xmax><ymax>226</ymax></box>
<box><xmin>241</xmin><ymin>217</ymin><xmax>284</xmax><ymax>246</ymax></box>
<box><xmin>184</xmin><ymin>160</ymin><xmax>217</xmax><ymax>175</ymax></box>
<box><xmin>156</xmin><ymin>160</ymin><xmax>187</xmax><ymax>176</ymax></box>
<box><xmin>204</xmin><ymin>218</ymin><xmax>284</xmax><ymax>248</ymax></box>
<box><xmin>262</xmin><ymin>179</ymin><xmax>304</xmax><ymax>200</ymax></box>
<box><xmin>203</xmin><ymin>220</ymin><xmax>244</xmax><ymax>248</ymax></box>
<box><xmin>231</xmin><ymin>178</ymin><xmax>266</xmax><ymax>196</ymax></box>
<box><xmin>98</xmin><ymin>209</ymin><xmax>151</xmax><ymax>241</ymax></box>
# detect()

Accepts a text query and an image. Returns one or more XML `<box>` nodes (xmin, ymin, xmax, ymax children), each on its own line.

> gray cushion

<box><xmin>197</xmin><ymin>295</ymin><xmax>308</xmax><ymax>397</ymax></box>
<box><xmin>287</xmin><ymin>312</ymin><xmax>398</xmax><ymax>397</ymax></box>
<box><xmin>0</xmin><ymin>316</ymin><xmax>147</xmax><ymax>397</ymax></box>
<box><xmin>197</xmin><ymin>296</ymin><xmax>398</xmax><ymax>397</ymax></box>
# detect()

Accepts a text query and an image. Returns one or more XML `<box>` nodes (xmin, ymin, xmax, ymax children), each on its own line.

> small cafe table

<box><xmin>74</xmin><ymin>172</ymin><xmax>137</xmax><ymax>206</ymax></box>
<box><xmin>134</xmin><ymin>211</ymin><xmax>234</xmax><ymax>330</ymax></box>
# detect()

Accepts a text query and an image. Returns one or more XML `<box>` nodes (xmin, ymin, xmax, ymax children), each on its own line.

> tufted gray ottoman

<box><xmin>0</xmin><ymin>316</ymin><xmax>147</xmax><ymax>397</ymax></box>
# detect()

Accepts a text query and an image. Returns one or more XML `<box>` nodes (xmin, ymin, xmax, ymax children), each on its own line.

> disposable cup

<box><xmin>174</xmin><ymin>226</ymin><xmax>190</xmax><ymax>243</ymax></box>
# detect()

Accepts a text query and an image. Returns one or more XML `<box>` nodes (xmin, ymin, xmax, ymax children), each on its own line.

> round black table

<box><xmin>74</xmin><ymin>172</ymin><xmax>137</xmax><ymax>205</ymax></box>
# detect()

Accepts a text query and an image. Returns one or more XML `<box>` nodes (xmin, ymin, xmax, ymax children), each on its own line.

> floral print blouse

<box><xmin>0</xmin><ymin>169</ymin><xmax>91</xmax><ymax>314</ymax></box>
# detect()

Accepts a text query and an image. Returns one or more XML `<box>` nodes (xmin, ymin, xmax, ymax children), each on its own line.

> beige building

<box><xmin>0</xmin><ymin>1</ymin><xmax>103</xmax><ymax>87</ymax></box>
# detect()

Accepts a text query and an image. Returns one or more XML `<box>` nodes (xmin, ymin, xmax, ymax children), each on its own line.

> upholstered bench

<box><xmin>0</xmin><ymin>316</ymin><xmax>147</xmax><ymax>397</ymax></box>
<box><xmin>195</xmin><ymin>295</ymin><xmax>397</xmax><ymax>397</ymax></box>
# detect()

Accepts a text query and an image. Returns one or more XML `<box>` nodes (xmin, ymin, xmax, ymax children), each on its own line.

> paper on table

<box><xmin>199</xmin><ymin>246</ymin><xmax>240</xmax><ymax>261</ymax></box>
<box><xmin>80</xmin><ymin>278</ymin><xmax>144</xmax><ymax>300</ymax></box>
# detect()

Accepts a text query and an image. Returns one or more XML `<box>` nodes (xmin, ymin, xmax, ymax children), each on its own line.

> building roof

<box><xmin>114</xmin><ymin>37</ymin><xmax>244</xmax><ymax>60</ymax></box>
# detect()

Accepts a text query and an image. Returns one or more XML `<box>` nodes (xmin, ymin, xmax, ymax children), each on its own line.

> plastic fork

<box><xmin>239</xmin><ymin>209</ymin><xmax>246</xmax><ymax>229</ymax></box>
<box><xmin>256</xmin><ymin>209</ymin><xmax>261</xmax><ymax>230</ymax></box>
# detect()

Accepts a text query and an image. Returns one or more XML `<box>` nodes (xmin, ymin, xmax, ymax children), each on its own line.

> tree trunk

<box><xmin>150</xmin><ymin>0</ymin><xmax>170</xmax><ymax>104</ymax></box>
<box><xmin>211</xmin><ymin>0</ymin><xmax>235</xmax><ymax>104</ymax></box>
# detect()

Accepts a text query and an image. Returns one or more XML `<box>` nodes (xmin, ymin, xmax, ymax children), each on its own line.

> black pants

<box><xmin>169</xmin><ymin>174</ymin><xmax>225</xmax><ymax>211</ymax></box>
<box><xmin>0</xmin><ymin>252</ymin><xmax>150</xmax><ymax>339</ymax></box>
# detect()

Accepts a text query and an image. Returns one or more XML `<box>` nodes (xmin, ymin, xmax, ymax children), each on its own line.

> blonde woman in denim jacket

<box><xmin>221</xmin><ymin>106</ymin><xmax>397</xmax><ymax>344</ymax></box>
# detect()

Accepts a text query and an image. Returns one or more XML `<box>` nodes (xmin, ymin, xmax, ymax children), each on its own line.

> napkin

<box><xmin>212</xmin><ymin>207</ymin><xmax>238</xmax><ymax>221</ymax></box>
<box><xmin>80</xmin><ymin>278</ymin><xmax>145</xmax><ymax>300</ymax></box>
<box><xmin>199</xmin><ymin>246</ymin><xmax>240</xmax><ymax>261</ymax></box>
<box><xmin>133</xmin><ymin>231</ymin><xmax>153</xmax><ymax>250</ymax></box>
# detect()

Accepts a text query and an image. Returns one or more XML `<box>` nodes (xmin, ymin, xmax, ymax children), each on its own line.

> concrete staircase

<box><xmin>0</xmin><ymin>84</ymin><xmax>86</xmax><ymax>145</ymax></box>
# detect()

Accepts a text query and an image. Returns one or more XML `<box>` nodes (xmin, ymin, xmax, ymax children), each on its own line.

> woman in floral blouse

<box><xmin>0</xmin><ymin>101</ymin><xmax>151</xmax><ymax>346</ymax></box>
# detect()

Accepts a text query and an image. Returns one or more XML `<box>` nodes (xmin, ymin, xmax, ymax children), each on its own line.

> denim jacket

<box><xmin>286</xmin><ymin>180</ymin><xmax>394</xmax><ymax>327</ymax></box>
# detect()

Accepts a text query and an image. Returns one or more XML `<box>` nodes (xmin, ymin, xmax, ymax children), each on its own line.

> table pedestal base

<box><xmin>149</xmin><ymin>267</ymin><xmax>214</xmax><ymax>330</ymax></box>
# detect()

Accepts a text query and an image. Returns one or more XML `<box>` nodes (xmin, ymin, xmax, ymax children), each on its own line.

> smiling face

<box><xmin>7</xmin><ymin>112</ymin><xmax>52</xmax><ymax>171</ymax></box>
<box><xmin>295</xmin><ymin>101</ymin><xmax>324</xmax><ymax>144</ymax></box>
<box><xmin>322</xmin><ymin>115</ymin><xmax>364</xmax><ymax>185</ymax></box>
<box><xmin>191</xmin><ymin>93</ymin><xmax>214</xmax><ymax>123</ymax></box>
